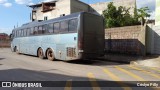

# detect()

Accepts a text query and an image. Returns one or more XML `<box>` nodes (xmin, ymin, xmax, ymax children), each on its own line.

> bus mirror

<box><xmin>10</xmin><ymin>34</ymin><xmax>13</xmax><ymax>39</ymax></box>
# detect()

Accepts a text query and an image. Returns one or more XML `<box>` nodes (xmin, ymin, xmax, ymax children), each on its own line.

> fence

<box><xmin>105</xmin><ymin>25</ymin><xmax>146</xmax><ymax>56</ymax></box>
<box><xmin>0</xmin><ymin>39</ymin><xmax>11</xmax><ymax>48</ymax></box>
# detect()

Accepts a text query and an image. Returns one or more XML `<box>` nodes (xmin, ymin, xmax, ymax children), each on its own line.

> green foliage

<box><xmin>137</xmin><ymin>7</ymin><xmax>151</xmax><ymax>25</ymax></box>
<box><xmin>102</xmin><ymin>2</ymin><xmax>150</xmax><ymax>28</ymax></box>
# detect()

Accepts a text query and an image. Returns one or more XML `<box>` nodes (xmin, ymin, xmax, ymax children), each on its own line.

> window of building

<box><xmin>44</xmin><ymin>16</ymin><xmax>48</xmax><ymax>21</ymax></box>
<box><xmin>60</xmin><ymin>14</ymin><xmax>65</xmax><ymax>17</ymax></box>
<box><xmin>60</xmin><ymin>20</ymin><xmax>68</xmax><ymax>33</ymax></box>
<box><xmin>54</xmin><ymin>22</ymin><xmax>60</xmax><ymax>34</ymax></box>
<box><xmin>42</xmin><ymin>3</ymin><xmax>55</xmax><ymax>12</ymax></box>
<box><xmin>69</xmin><ymin>19</ymin><xmax>78</xmax><ymax>33</ymax></box>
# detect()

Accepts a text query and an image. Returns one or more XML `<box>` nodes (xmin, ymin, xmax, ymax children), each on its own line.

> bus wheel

<box><xmin>14</xmin><ymin>46</ymin><xmax>16</xmax><ymax>52</ymax></box>
<box><xmin>15</xmin><ymin>47</ymin><xmax>20</xmax><ymax>54</ymax></box>
<box><xmin>47</xmin><ymin>48</ymin><xmax>55</xmax><ymax>61</ymax></box>
<box><xmin>38</xmin><ymin>48</ymin><xmax>44</xmax><ymax>59</ymax></box>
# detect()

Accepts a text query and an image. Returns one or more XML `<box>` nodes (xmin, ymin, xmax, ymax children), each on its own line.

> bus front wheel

<box><xmin>38</xmin><ymin>48</ymin><xmax>45</xmax><ymax>59</ymax></box>
<box><xmin>47</xmin><ymin>48</ymin><xmax>55</xmax><ymax>61</ymax></box>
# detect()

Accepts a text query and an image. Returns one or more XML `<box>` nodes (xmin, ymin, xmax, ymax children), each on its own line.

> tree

<box><xmin>102</xmin><ymin>2</ymin><xmax>150</xmax><ymax>28</ymax></box>
<box><xmin>137</xmin><ymin>7</ymin><xmax>151</xmax><ymax>25</ymax></box>
<box><xmin>103</xmin><ymin>2</ymin><xmax>117</xmax><ymax>28</ymax></box>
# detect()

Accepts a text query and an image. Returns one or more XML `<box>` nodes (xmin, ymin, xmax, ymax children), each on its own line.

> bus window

<box><xmin>21</xmin><ymin>29</ymin><xmax>24</xmax><ymax>37</ymax></box>
<box><xmin>60</xmin><ymin>20</ymin><xmax>68</xmax><ymax>33</ymax></box>
<box><xmin>38</xmin><ymin>26</ymin><xmax>43</xmax><ymax>34</ymax></box>
<box><xmin>12</xmin><ymin>31</ymin><xmax>15</xmax><ymax>38</ymax></box>
<box><xmin>23</xmin><ymin>29</ymin><xmax>27</xmax><ymax>37</ymax></box>
<box><xmin>47</xmin><ymin>23</ymin><xmax>54</xmax><ymax>34</ymax></box>
<box><xmin>17</xmin><ymin>30</ymin><xmax>19</xmax><ymax>37</ymax></box>
<box><xmin>27</xmin><ymin>28</ymin><xmax>30</xmax><ymax>36</ymax></box>
<box><xmin>34</xmin><ymin>27</ymin><xmax>38</xmax><ymax>35</ymax></box>
<box><xmin>16</xmin><ymin>30</ymin><xmax>18</xmax><ymax>37</ymax></box>
<box><xmin>42</xmin><ymin>25</ymin><xmax>47</xmax><ymax>34</ymax></box>
<box><xmin>54</xmin><ymin>22</ymin><xmax>60</xmax><ymax>34</ymax></box>
<box><xmin>19</xmin><ymin>30</ymin><xmax>21</xmax><ymax>37</ymax></box>
<box><xmin>30</xmin><ymin>27</ymin><xmax>34</xmax><ymax>35</ymax></box>
<box><xmin>69</xmin><ymin>19</ymin><xmax>78</xmax><ymax>33</ymax></box>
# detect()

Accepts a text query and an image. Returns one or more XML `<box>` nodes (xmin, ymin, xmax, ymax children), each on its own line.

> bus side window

<box><xmin>27</xmin><ymin>28</ymin><xmax>30</xmax><ymax>36</ymax></box>
<box><xmin>69</xmin><ymin>19</ymin><xmax>78</xmax><ymax>33</ymax></box>
<box><xmin>48</xmin><ymin>23</ymin><xmax>54</xmax><ymax>34</ymax></box>
<box><xmin>60</xmin><ymin>20</ymin><xmax>68</xmax><ymax>33</ymax></box>
<box><xmin>34</xmin><ymin>27</ymin><xmax>38</xmax><ymax>35</ymax></box>
<box><xmin>54</xmin><ymin>22</ymin><xmax>60</xmax><ymax>34</ymax></box>
<box><xmin>38</xmin><ymin>26</ymin><xmax>43</xmax><ymax>34</ymax></box>
<box><xmin>21</xmin><ymin>29</ymin><xmax>23</xmax><ymax>37</ymax></box>
<box><xmin>42</xmin><ymin>24</ymin><xmax>47</xmax><ymax>34</ymax></box>
<box><xmin>16</xmin><ymin>30</ymin><xmax>18</xmax><ymax>37</ymax></box>
<box><xmin>23</xmin><ymin>29</ymin><xmax>27</xmax><ymax>37</ymax></box>
<box><xmin>30</xmin><ymin>27</ymin><xmax>34</xmax><ymax>35</ymax></box>
<box><xmin>17</xmin><ymin>30</ymin><xmax>19</xmax><ymax>37</ymax></box>
<box><xmin>12</xmin><ymin>31</ymin><xmax>15</xmax><ymax>38</ymax></box>
<box><xmin>19</xmin><ymin>29</ymin><xmax>23</xmax><ymax>37</ymax></box>
<box><xmin>19</xmin><ymin>30</ymin><xmax>21</xmax><ymax>37</ymax></box>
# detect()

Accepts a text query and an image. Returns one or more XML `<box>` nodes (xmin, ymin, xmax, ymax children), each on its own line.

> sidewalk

<box><xmin>98</xmin><ymin>53</ymin><xmax>160</xmax><ymax>68</ymax></box>
<box><xmin>131</xmin><ymin>56</ymin><xmax>160</xmax><ymax>68</ymax></box>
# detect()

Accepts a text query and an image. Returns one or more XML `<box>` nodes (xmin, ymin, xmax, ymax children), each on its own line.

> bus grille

<box><xmin>67</xmin><ymin>47</ymin><xmax>76</xmax><ymax>57</ymax></box>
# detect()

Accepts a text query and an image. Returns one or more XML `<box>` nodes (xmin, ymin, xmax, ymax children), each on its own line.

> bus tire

<box><xmin>15</xmin><ymin>47</ymin><xmax>20</xmax><ymax>54</ymax></box>
<box><xmin>14</xmin><ymin>46</ymin><xmax>16</xmax><ymax>52</ymax></box>
<box><xmin>47</xmin><ymin>48</ymin><xmax>55</xmax><ymax>61</ymax></box>
<box><xmin>38</xmin><ymin>48</ymin><xmax>45</xmax><ymax>59</ymax></box>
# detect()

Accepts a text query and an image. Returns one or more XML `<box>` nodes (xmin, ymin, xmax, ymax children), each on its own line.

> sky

<box><xmin>0</xmin><ymin>0</ymin><xmax>156</xmax><ymax>35</ymax></box>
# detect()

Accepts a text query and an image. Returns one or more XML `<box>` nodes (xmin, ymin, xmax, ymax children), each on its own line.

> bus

<box><xmin>11</xmin><ymin>12</ymin><xmax>105</xmax><ymax>61</ymax></box>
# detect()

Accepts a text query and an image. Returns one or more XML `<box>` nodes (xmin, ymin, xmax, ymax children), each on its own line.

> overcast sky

<box><xmin>0</xmin><ymin>0</ymin><xmax>156</xmax><ymax>34</ymax></box>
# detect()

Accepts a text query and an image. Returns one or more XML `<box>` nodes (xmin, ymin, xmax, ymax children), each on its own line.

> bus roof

<box><xmin>13</xmin><ymin>12</ymin><xmax>84</xmax><ymax>31</ymax></box>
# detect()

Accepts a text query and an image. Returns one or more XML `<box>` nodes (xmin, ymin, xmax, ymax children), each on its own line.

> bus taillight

<box><xmin>78</xmin><ymin>40</ymin><xmax>83</xmax><ymax>52</ymax></box>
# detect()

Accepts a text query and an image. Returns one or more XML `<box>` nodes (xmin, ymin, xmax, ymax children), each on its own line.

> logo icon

<box><xmin>2</xmin><ymin>82</ymin><xmax>11</xmax><ymax>87</ymax></box>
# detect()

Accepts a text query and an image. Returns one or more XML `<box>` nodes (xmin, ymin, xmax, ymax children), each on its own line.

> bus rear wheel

<box><xmin>15</xmin><ymin>47</ymin><xmax>20</xmax><ymax>54</ymax></box>
<box><xmin>47</xmin><ymin>48</ymin><xmax>55</xmax><ymax>61</ymax></box>
<box><xmin>38</xmin><ymin>48</ymin><xmax>44</xmax><ymax>59</ymax></box>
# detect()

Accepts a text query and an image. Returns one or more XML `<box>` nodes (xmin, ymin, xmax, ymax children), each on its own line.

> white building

<box><xmin>156</xmin><ymin>0</ymin><xmax>160</xmax><ymax>26</ymax></box>
<box><xmin>29</xmin><ymin>0</ymin><xmax>89</xmax><ymax>21</ymax></box>
<box><xmin>29</xmin><ymin>0</ymin><xmax>136</xmax><ymax>21</ymax></box>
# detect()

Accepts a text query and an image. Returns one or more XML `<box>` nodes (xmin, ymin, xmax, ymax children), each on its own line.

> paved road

<box><xmin>0</xmin><ymin>48</ymin><xmax>160</xmax><ymax>90</ymax></box>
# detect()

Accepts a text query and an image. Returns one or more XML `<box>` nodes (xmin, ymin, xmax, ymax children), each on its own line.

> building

<box><xmin>0</xmin><ymin>33</ymin><xmax>8</xmax><ymax>40</ymax></box>
<box><xmin>29</xmin><ymin>0</ymin><xmax>89</xmax><ymax>21</ymax></box>
<box><xmin>156</xmin><ymin>0</ymin><xmax>160</xmax><ymax>26</ymax></box>
<box><xmin>29</xmin><ymin>0</ymin><xmax>136</xmax><ymax>21</ymax></box>
<box><xmin>90</xmin><ymin>0</ymin><xmax>136</xmax><ymax>15</ymax></box>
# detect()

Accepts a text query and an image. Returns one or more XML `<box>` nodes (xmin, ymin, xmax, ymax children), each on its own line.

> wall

<box><xmin>147</xmin><ymin>25</ymin><xmax>160</xmax><ymax>55</ymax></box>
<box><xmin>89</xmin><ymin>2</ymin><xmax>109</xmax><ymax>15</ymax></box>
<box><xmin>71</xmin><ymin>0</ymin><xmax>89</xmax><ymax>13</ymax></box>
<box><xmin>33</xmin><ymin>7</ymin><xmax>43</xmax><ymax>20</ymax></box>
<box><xmin>44</xmin><ymin>0</ymin><xmax>71</xmax><ymax>19</ymax></box>
<box><xmin>105</xmin><ymin>25</ymin><xmax>146</xmax><ymax>56</ymax></box>
<box><xmin>32</xmin><ymin>0</ymin><xmax>71</xmax><ymax>21</ymax></box>
<box><xmin>0</xmin><ymin>40</ymin><xmax>10</xmax><ymax>47</ymax></box>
